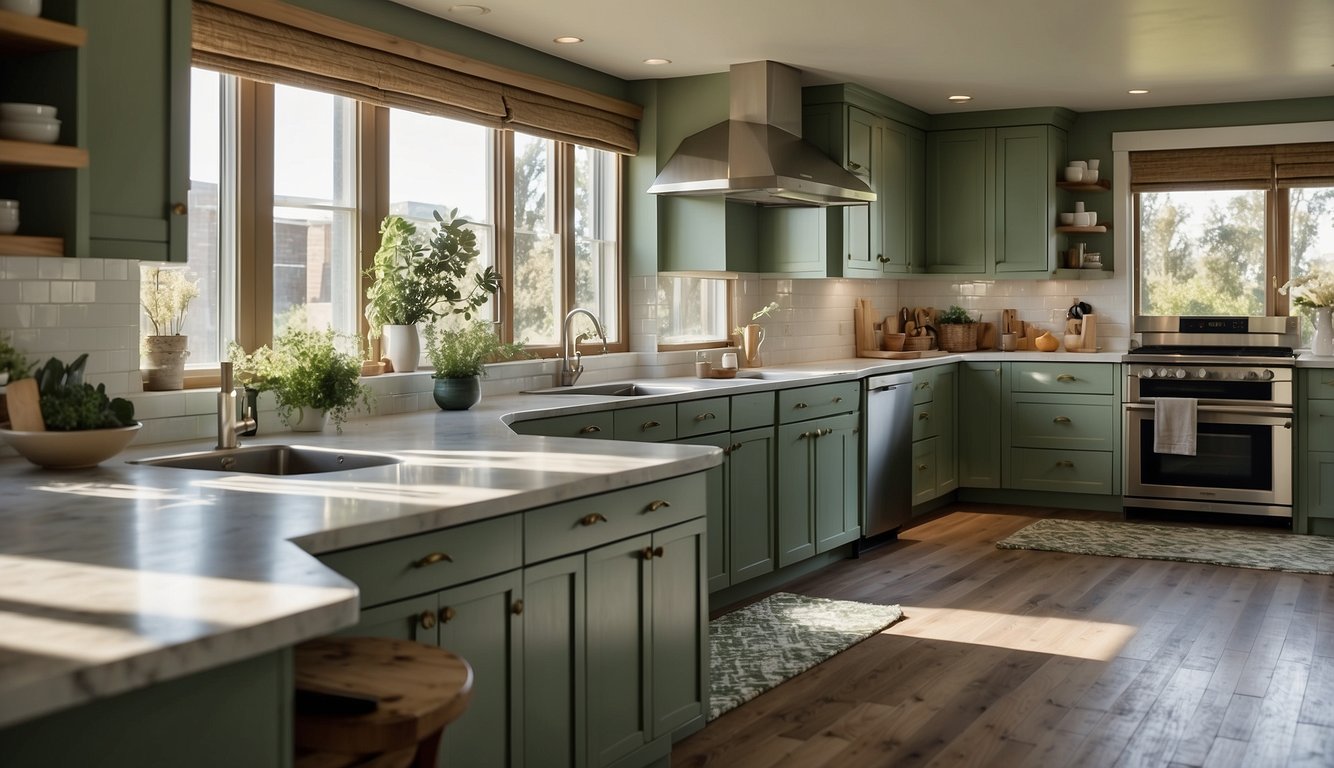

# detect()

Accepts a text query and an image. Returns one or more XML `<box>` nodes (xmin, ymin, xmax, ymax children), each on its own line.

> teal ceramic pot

<box><xmin>433</xmin><ymin>376</ymin><xmax>481</xmax><ymax>411</ymax></box>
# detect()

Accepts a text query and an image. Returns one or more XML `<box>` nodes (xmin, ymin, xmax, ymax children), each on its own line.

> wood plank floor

<box><xmin>673</xmin><ymin>503</ymin><xmax>1334</xmax><ymax>768</ymax></box>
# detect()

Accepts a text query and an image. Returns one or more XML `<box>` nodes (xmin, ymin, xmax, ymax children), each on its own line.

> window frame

<box><xmin>654</xmin><ymin>275</ymin><xmax>735</xmax><ymax>351</ymax></box>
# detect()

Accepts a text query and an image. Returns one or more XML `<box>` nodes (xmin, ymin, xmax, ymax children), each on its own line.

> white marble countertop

<box><xmin>0</xmin><ymin>349</ymin><xmax>1117</xmax><ymax>728</ymax></box>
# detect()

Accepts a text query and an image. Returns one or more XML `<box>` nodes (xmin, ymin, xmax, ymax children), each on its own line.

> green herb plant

<box><xmin>423</xmin><ymin>321</ymin><xmax>526</xmax><ymax>379</ymax></box>
<box><xmin>937</xmin><ymin>305</ymin><xmax>977</xmax><ymax>325</ymax></box>
<box><xmin>234</xmin><ymin>325</ymin><xmax>372</xmax><ymax>433</ymax></box>
<box><xmin>33</xmin><ymin>354</ymin><xmax>136</xmax><ymax>431</ymax></box>
<box><xmin>0</xmin><ymin>335</ymin><xmax>33</xmax><ymax>384</ymax></box>
<box><xmin>364</xmin><ymin>210</ymin><xmax>502</xmax><ymax>337</ymax></box>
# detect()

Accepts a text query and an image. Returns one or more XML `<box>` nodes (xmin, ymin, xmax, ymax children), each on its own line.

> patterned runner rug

<box><xmin>997</xmin><ymin>518</ymin><xmax>1334</xmax><ymax>575</ymax></box>
<box><xmin>709</xmin><ymin>592</ymin><xmax>904</xmax><ymax>721</ymax></box>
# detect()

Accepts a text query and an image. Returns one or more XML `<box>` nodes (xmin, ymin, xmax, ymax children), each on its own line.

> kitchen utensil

<box><xmin>1059</xmin><ymin>212</ymin><xmax>1075</xmax><ymax>225</ymax></box>
<box><xmin>1064</xmin><ymin>166</ymin><xmax>1084</xmax><ymax>182</ymax></box>
<box><xmin>1074</xmin><ymin>201</ymin><xmax>1085</xmax><ymax>213</ymax></box>
<box><xmin>0</xmin><ymin>117</ymin><xmax>60</xmax><ymax>143</ymax></box>
<box><xmin>978</xmin><ymin>322</ymin><xmax>997</xmax><ymax>350</ymax></box>
<box><xmin>1064</xmin><ymin>334</ymin><xmax>1082</xmax><ymax>351</ymax></box>
<box><xmin>1000</xmin><ymin>333</ymin><xmax>1017</xmax><ymax>352</ymax></box>
<box><xmin>1085</xmin><ymin>169</ymin><xmax>1100</xmax><ymax>183</ymax></box>
<box><xmin>1070</xmin><ymin>160</ymin><xmax>1088</xmax><ymax>170</ymax></box>
<box><xmin>1088</xmin><ymin>159</ymin><xmax>1100</xmax><ymax>171</ymax></box>
<box><xmin>4</xmin><ymin>377</ymin><xmax>44</xmax><ymax>431</ymax></box>
<box><xmin>0</xmin><ymin>0</ymin><xmax>42</xmax><ymax>16</ymax></box>
<box><xmin>721</xmin><ymin>352</ymin><xmax>738</xmax><ymax>369</ymax></box>
<box><xmin>882</xmin><ymin>332</ymin><xmax>905</xmax><ymax>351</ymax></box>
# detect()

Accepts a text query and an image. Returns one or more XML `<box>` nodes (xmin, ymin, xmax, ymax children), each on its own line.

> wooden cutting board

<box><xmin>978</xmin><ymin>322</ymin><xmax>997</xmax><ymax>350</ymax></box>
<box><xmin>5</xmin><ymin>378</ymin><xmax>44</xmax><ymax>431</ymax></box>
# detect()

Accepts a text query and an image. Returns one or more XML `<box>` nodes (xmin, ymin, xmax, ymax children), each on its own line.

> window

<box><xmin>180</xmin><ymin>67</ymin><xmax>230</xmax><ymax>368</ymax></box>
<box><xmin>657</xmin><ymin>276</ymin><xmax>731</xmax><ymax>346</ymax></box>
<box><xmin>1133</xmin><ymin>144</ymin><xmax>1334</xmax><ymax>326</ymax></box>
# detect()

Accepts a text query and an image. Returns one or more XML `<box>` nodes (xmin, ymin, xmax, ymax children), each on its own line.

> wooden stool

<box><xmin>293</xmin><ymin>637</ymin><xmax>473</xmax><ymax>768</ymax></box>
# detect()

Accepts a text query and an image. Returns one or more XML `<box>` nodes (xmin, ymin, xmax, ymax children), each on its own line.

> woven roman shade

<box><xmin>1130</xmin><ymin>142</ymin><xmax>1334</xmax><ymax>192</ymax></box>
<box><xmin>192</xmin><ymin>1</ymin><xmax>638</xmax><ymax>154</ymax></box>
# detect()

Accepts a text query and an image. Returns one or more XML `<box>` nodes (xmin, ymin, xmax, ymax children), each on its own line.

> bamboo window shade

<box><xmin>191</xmin><ymin>1</ymin><xmax>639</xmax><ymax>154</ymax></box>
<box><xmin>1130</xmin><ymin>142</ymin><xmax>1334</xmax><ymax>192</ymax></box>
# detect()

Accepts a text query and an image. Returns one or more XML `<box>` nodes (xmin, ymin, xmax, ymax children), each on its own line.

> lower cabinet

<box><xmin>958</xmin><ymin>362</ymin><xmax>1002</xmax><ymax>488</ymax></box>
<box><xmin>777</xmin><ymin>411</ymin><xmax>860</xmax><ymax>566</ymax></box>
<box><xmin>322</xmin><ymin>475</ymin><xmax>708</xmax><ymax>768</ymax></box>
<box><xmin>728</xmin><ymin>426</ymin><xmax>777</xmax><ymax>584</ymax></box>
<box><xmin>910</xmin><ymin>364</ymin><xmax>958</xmax><ymax>506</ymax></box>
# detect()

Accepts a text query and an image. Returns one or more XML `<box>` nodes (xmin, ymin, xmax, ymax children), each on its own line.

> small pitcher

<box><xmin>742</xmin><ymin>323</ymin><xmax>765</xmax><ymax>367</ymax></box>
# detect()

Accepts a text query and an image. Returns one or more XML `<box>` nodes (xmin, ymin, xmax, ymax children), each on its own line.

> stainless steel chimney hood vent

<box><xmin>647</xmin><ymin>61</ymin><xmax>875</xmax><ymax>207</ymax></box>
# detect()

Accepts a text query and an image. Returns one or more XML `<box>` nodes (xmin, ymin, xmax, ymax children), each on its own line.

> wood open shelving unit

<box><xmin>1055</xmin><ymin>179</ymin><xmax>1112</xmax><ymax>192</ymax></box>
<box><xmin>0</xmin><ymin>9</ymin><xmax>86</xmax><ymax>53</ymax></box>
<box><xmin>1055</xmin><ymin>223</ymin><xmax>1110</xmax><ymax>234</ymax></box>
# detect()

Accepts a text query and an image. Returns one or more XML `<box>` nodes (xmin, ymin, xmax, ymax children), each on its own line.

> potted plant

<box><xmin>422</xmin><ymin>320</ymin><xmax>525</xmax><ymax>410</ymax></box>
<box><xmin>364</xmin><ymin>209</ymin><xmax>502</xmax><ymax>374</ymax></box>
<box><xmin>936</xmin><ymin>305</ymin><xmax>980</xmax><ymax>352</ymax></box>
<box><xmin>733</xmin><ymin>301</ymin><xmax>780</xmax><ymax>367</ymax></box>
<box><xmin>0</xmin><ymin>334</ymin><xmax>33</xmax><ymax>424</ymax></box>
<box><xmin>226</xmin><ymin>340</ymin><xmax>284</xmax><ymax>436</ymax></box>
<box><xmin>1280</xmin><ymin>271</ymin><xmax>1334</xmax><ymax>356</ymax></box>
<box><xmin>232</xmin><ymin>325</ymin><xmax>371</xmax><ymax>433</ymax></box>
<box><xmin>0</xmin><ymin>354</ymin><xmax>140</xmax><ymax>469</ymax></box>
<box><xmin>140</xmin><ymin>266</ymin><xmax>199</xmax><ymax>391</ymax></box>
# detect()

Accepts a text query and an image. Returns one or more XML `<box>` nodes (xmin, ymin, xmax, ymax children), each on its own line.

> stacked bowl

<box><xmin>0</xmin><ymin>103</ymin><xmax>60</xmax><ymax>144</ymax></box>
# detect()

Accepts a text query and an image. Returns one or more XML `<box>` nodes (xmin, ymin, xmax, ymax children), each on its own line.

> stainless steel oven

<box><xmin>1122</xmin><ymin>316</ymin><xmax>1298</xmax><ymax>520</ymax></box>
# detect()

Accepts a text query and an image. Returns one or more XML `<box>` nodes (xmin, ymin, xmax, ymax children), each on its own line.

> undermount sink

<box><xmin>522</xmin><ymin>382</ymin><xmax>698</xmax><ymax>397</ymax></box>
<box><xmin>132</xmin><ymin>445</ymin><xmax>402</xmax><ymax>475</ymax></box>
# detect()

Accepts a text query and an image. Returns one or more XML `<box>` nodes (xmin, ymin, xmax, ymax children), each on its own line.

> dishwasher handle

<box><xmin>867</xmin><ymin>372</ymin><xmax>913</xmax><ymax>392</ymax></box>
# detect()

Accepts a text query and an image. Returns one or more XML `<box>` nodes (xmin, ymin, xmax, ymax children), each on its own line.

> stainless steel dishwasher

<box><xmin>863</xmin><ymin>371</ymin><xmax>913</xmax><ymax>538</ymax></box>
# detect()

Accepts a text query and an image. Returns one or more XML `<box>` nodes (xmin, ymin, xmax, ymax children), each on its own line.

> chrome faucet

<box><xmin>217</xmin><ymin>362</ymin><xmax>257</xmax><ymax>449</ymax></box>
<box><xmin>556</xmin><ymin>308</ymin><xmax>608</xmax><ymax>387</ymax></box>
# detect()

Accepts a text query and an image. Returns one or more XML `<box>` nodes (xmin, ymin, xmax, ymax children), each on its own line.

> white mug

<box><xmin>721</xmin><ymin>352</ymin><xmax>738</xmax><ymax>369</ymax></box>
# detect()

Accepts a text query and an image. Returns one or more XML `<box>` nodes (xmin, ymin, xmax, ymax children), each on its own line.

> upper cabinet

<box><xmin>925</xmin><ymin>124</ymin><xmax>1066</xmax><ymax>277</ymax></box>
<box><xmin>0</xmin><ymin>2</ymin><xmax>88</xmax><ymax>257</ymax></box>
<box><xmin>85</xmin><ymin>0</ymin><xmax>190</xmax><ymax>261</ymax></box>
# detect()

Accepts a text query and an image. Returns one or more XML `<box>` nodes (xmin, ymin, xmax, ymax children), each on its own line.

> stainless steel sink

<box><xmin>522</xmin><ymin>382</ymin><xmax>697</xmax><ymax>397</ymax></box>
<box><xmin>132</xmin><ymin>445</ymin><xmax>402</xmax><ymax>475</ymax></box>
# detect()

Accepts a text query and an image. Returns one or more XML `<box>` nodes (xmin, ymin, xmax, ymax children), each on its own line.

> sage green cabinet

<box><xmin>1001</xmin><ymin>362</ymin><xmax>1119</xmax><ymax>496</ymax></box>
<box><xmin>523</xmin><ymin>554</ymin><xmax>586</xmax><ymax>768</ymax></box>
<box><xmin>728</xmin><ymin>426</ymin><xmax>777</xmax><ymax>585</ymax></box>
<box><xmin>510</xmin><ymin>411</ymin><xmax>614</xmax><ymax>439</ymax></box>
<box><xmin>925</xmin><ymin>129</ymin><xmax>990</xmax><ymax>274</ymax></box>
<box><xmin>756</xmin><ymin>205</ymin><xmax>840</xmax><ymax>277</ymax></box>
<box><xmin>910</xmin><ymin>364</ymin><xmax>957</xmax><ymax>503</ymax></box>
<box><xmin>85</xmin><ymin>0</ymin><xmax>190</xmax><ymax>261</ymax></box>
<box><xmin>959</xmin><ymin>362</ymin><xmax>1003</xmax><ymax>488</ymax></box>
<box><xmin>994</xmin><ymin>125</ymin><xmax>1063</xmax><ymax>275</ymax></box>
<box><xmin>659</xmin><ymin>198</ymin><xmax>758</xmax><ymax>273</ymax></box>
<box><xmin>674</xmin><ymin>431</ymin><xmax>731</xmax><ymax>592</ymax></box>
<box><xmin>911</xmin><ymin>438</ymin><xmax>938</xmax><ymax>506</ymax></box>
<box><xmin>777</xmin><ymin>410</ymin><xmax>859</xmax><ymax>566</ymax></box>
<box><xmin>1298</xmin><ymin>369</ymin><xmax>1334</xmax><ymax>534</ymax></box>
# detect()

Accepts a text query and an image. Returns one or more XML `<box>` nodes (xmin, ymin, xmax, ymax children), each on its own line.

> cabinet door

<box><xmin>349</xmin><ymin>593</ymin><xmax>439</xmax><ymax>644</ymax></box>
<box><xmin>586</xmin><ymin>535</ymin><xmax>652</xmax><ymax>767</ymax></box>
<box><xmin>841</xmin><ymin>107</ymin><xmax>881</xmax><ymax>277</ymax></box>
<box><xmin>776</xmin><ymin>421</ymin><xmax>817</xmax><ymax>566</ymax></box>
<box><xmin>729</xmin><ymin>426</ymin><xmax>776</xmax><ymax>585</ymax></box>
<box><xmin>650</xmin><ymin>518</ymin><xmax>708</xmax><ymax>739</ymax></box>
<box><xmin>1305</xmin><ymin>451</ymin><xmax>1334</xmax><ymax>520</ymax></box>
<box><xmin>925</xmin><ymin>129</ymin><xmax>991</xmax><ymax>274</ymax></box>
<box><xmin>814</xmin><ymin>412</ymin><xmax>861</xmax><ymax>552</ymax></box>
<box><xmin>959</xmin><ymin>362</ymin><xmax>1003</xmax><ymax>488</ymax></box>
<box><xmin>757</xmin><ymin>206</ymin><xmax>838</xmax><ymax>276</ymax></box>
<box><xmin>437</xmin><ymin>571</ymin><xmax>523</xmax><ymax>768</ymax></box>
<box><xmin>932</xmin><ymin>365</ymin><xmax>958</xmax><ymax>496</ymax></box>
<box><xmin>673</xmin><ymin>432</ymin><xmax>732</xmax><ymax>592</ymax></box>
<box><xmin>523</xmin><ymin>555</ymin><xmax>585</xmax><ymax>768</ymax></box>
<box><xmin>85</xmin><ymin>0</ymin><xmax>189</xmax><ymax>261</ymax></box>
<box><xmin>879</xmin><ymin>119</ymin><xmax>921</xmax><ymax>275</ymax></box>
<box><xmin>994</xmin><ymin>125</ymin><xmax>1061</xmax><ymax>275</ymax></box>
<box><xmin>912</xmin><ymin>438</ymin><xmax>938</xmax><ymax>506</ymax></box>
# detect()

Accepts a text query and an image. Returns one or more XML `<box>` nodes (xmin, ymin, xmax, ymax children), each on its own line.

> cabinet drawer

<box><xmin>319</xmin><ymin>515</ymin><xmax>522</xmax><ymax>609</ymax></box>
<box><xmin>731</xmin><ymin>391</ymin><xmax>776</xmax><ymax>431</ymax></box>
<box><xmin>1306</xmin><ymin>451</ymin><xmax>1334</xmax><ymax>519</ymax></box>
<box><xmin>1308</xmin><ymin>400</ymin><xmax>1334</xmax><ymax>451</ymax></box>
<box><xmin>1010</xmin><ymin>398</ymin><xmax>1116</xmax><ymax>451</ymax></box>
<box><xmin>525</xmin><ymin>474</ymin><xmax>705</xmax><ymax>563</ymax></box>
<box><xmin>1305</xmin><ymin>369</ymin><xmax>1334</xmax><ymax>400</ymax></box>
<box><xmin>677</xmin><ymin>397</ymin><xmax>730</xmax><ymax>438</ymax></box>
<box><xmin>777</xmin><ymin>381</ymin><xmax>860</xmax><ymax>424</ymax></box>
<box><xmin>912</xmin><ymin>437</ymin><xmax>937</xmax><ymax>505</ymax></box>
<box><xmin>510</xmin><ymin>411</ymin><xmax>614</xmax><ymax>439</ymax></box>
<box><xmin>912</xmin><ymin>371</ymin><xmax>936</xmax><ymax>405</ymax></box>
<box><xmin>613</xmin><ymin>403</ymin><xmax>678</xmax><ymax>442</ymax></box>
<box><xmin>912</xmin><ymin>402</ymin><xmax>939</xmax><ymax>441</ymax></box>
<box><xmin>1008</xmin><ymin>448</ymin><xmax>1114</xmax><ymax>495</ymax></box>
<box><xmin>1010</xmin><ymin>363</ymin><xmax>1114</xmax><ymax>395</ymax></box>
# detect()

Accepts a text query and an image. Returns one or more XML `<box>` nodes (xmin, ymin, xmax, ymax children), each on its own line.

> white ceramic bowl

<box><xmin>1085</xmin><ymin>210</ymin><xmax>1097</xmax><ymax>226</ymax></box>
<box><xmin>0</xmin><ymin>103</ymin><xmax>57</xmax><ymax>120</ymax></box>
<box><xmin>0</xmin><ymin>208</ymin><xmax>17</xmax><ymax>235</ymax></box>
<box><xmin>0</xmin><ymin>424</ymin><xmax>141</xmax><ymax>469</ymax></box>
<box><xmin>0</xmin><ymin>118</ymin><xmax>59</xmax><ymax>143</ymax></box>
<box><xmin>1085</xmin><ymin>169</ymin><xmax>1100</xmax><ymax>183</ymax></box>
<box><xmin>1069</xmin><ymin>160</ymin><xmax>1088</xmax><ymax>170</ymax></box>
<box><xmin>1064</xmin><ymin>166</ymin><xmax>1085</xmax><ymax>182</ymax></box>
<box><xmin>0</xmin><ymin>0</ymin><xmax>42</xmax><ymax>16</ymax></box>
<box><xmin>1059</xmin><ymin>212</ymin><xmax>1075</xmax><ymax>225</ymax></box>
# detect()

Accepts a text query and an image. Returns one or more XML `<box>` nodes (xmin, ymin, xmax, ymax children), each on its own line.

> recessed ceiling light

<box><xmin>1128</xmin><ymin>89</ymin><xmax>1150</xmax><ymax>95</ymax></box>
<box><xmin>554</xmin><ymin>36</ymin><xmax>583</xmax><ymax>44</ymax></box>
<box><xmin>947</xmin><ymin>95</ymin><xmax>972</xmax><ymax>103</ymax></box>
<box><xmin>447</xmin><ymin>4</ymin><xmax>490</xmax><ymax>15</ymax></box>
<box><xmin>643</xmin><ymin>58</ymin><xmax>672</xmax><ymax>66</ymax></box>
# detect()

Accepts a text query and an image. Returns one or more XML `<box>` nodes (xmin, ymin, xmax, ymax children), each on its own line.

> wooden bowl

<box><xmin>881</xmin><ymin>333</ymin><xmax>906</xmax><ymax>351</ymax></box>
<box><xmin>0</xmin><ymin>424</ymin><xmax>141</xmax><ymax>469</ymax></box>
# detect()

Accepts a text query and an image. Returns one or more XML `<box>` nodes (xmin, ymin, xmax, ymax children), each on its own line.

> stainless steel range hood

<box><xmin>647</xmin><ymin>61</ymin><xmax>875</xmax><ymax>207</ymax></box>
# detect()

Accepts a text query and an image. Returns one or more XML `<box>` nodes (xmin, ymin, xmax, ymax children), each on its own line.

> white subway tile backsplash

<box><xmin>37</xmin><ymin>259</ymin><xmax>64</xmax><ymax>280</ymax></box>
<box><xmin>48</xmin><ymin>281</ymin><xmax>71</xmax><ymax>304</ymax></box>
<box><xmin>20</xmin><ymin>281</ymin><xmax>49</xmax><ymax>304</ymax></box>
<box><xmin>80</xmin><ymin>259</ymin><xmax>104</xmax><ymax>280</ymax></box>
<box><xmin>104</xmin><ymin>260</ymin><xmax>127</xmax><ymax>280</ymax></box>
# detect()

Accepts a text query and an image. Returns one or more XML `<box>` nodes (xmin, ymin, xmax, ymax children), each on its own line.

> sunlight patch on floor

<box><xmin>884</xmin><ymin>605</ymin><xmax>1137</xmax><ymax>661</ymax></box>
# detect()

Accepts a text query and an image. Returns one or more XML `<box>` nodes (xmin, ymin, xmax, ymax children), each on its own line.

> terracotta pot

<box><xmin>143</xmin><ymin>335</ymin><xmax>189</xmax><ymax>391</ymax></box>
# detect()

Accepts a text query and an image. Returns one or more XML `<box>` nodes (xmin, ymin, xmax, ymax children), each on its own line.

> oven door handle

<box><xmin>1125</xmin><ymin>402</ymin><xmax>1293</xmax><ymax>427</ymax></box>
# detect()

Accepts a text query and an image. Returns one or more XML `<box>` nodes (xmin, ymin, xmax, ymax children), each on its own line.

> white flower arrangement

<box><xmin>1279</xmin><ymin>270</ymin><xmax>1334</xmax><ymax>310</ymax></box>
<box><xmin>733</xmin><ymin>301</ymin><xmax>780</xmax><ymax>337</ymax></box>
<box><xmin>140</xmin><ymin>266</ymin><xmax>199</xmax><ymax>336</ymax></box>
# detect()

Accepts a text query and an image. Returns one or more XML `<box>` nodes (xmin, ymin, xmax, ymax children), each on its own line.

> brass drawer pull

<box><xmin>641</xmin><ymin>420</ymin><xmax>661</xmax><ymax>431</ymax></box>
<box><xmin>1057</xmin><ymin>374</ymin><xmax>1077</xmax><ymax>383</ymax></box>
<box><xmin>647</xmin><ymin>499</ymin><xmax>671</xmax><ymax>512</ymax></box>
<box><xmin>819</xmin><ymin>428</ymin><xmax>833</xmax><ymax>437</ymax></box>
<box><xmin>847</xmin><ymin>160</ymin><xmax>863</xmax><ymax>171</ymax></box>
<box><xmin>877</xmin><ymin>254</ymin><xmax>889</xmax><ymax>263</ymax></box>
<box><xmin>693</xmin><ymin>412</ymin><xmax>716</xmax><ymax>422</ymax></box>
<box><xmin>917</xmin><ymin>464</ymin><xmax>928</xmax><ymax>471</ymax></box>
<box><xmin>440</xmin><ymin>606</ymin><xmax>457</xmax><ymax>623</ymax></box>
<box><xmin>917</xmin><ymin>382</ymin><xmax>931</xmax><ymax>390</ymax></box>
<box><xmin>1056</xmin><ymin>460</ymin><xmax>1075</xmax><ymax>468</ymax></box>
<box><xmin>1053</xmin><ymin>416</ymin><xmax>1072</xmax><ymax>424</ymax></box>
<box><xmin>579</xmin><ymin>425</ymin><xmax>602</xmax><ymax>434</ymax></box>
<box><xmin>730</xmin><ymin>442</ymin><xmax>743</xmax><ymax>453</ymax></box>
<box><xmin>419</xmin><ymin>610</ymin><xmax>437</xmax><ymax>630</ymax></box>
<box><xmin>794</xmin><ymin>402</ymin><xmax>809</xmax><ymax>409</ymax></box>
<box><xmin>511</xmin><ymin>600</ymin><xmax>524</xmax><ymax>616</ymax></box>
<box><xmin>414</xmin><ymin>552</ymin><xmax>453</xmax><ymax>568</ymax></box>
<box><xmin>919</xmin><ymin>412</ymin><xmax>930</xmax><ymax>420</ymax></box>
<box><xmin>580</xmin><ymin>512</ymin><xmax>608</xmax><ymax>526</ymax></box>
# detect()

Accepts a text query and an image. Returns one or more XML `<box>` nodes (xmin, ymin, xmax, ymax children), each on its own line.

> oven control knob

<box><xmin>1173</xmin><ymin>368</ymin><xmax>1187</xmax><ymax>379</ymax></box>
<box><xmin>1157</xmin><ymin>368</ymin><xmax>1170</xmax><ymax>378</ymax></box>
<box><xmin>1245</xmin><ymin>370</ymin><xmax>1259</xmax><ymax>380</ymax></box>
<box><xmin>1196</xmin><ymin>369</ymin><xmax>1209</xmax><ymax>379</ymax></box>
<box><xmin>1260</xmin><ymin>369</ymin><xmax>1275</xmax><ymax>380</ymax></box>
<box><xmin>1140</xmin><ymin>368</ymin><xmax>1154</xmax><ymax>378</ymax></box>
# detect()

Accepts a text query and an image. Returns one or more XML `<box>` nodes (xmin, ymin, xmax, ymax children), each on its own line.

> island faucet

<box><xmin>556</xmin><ymin>308</ymin><xmax>608</xmax><ymax>387</ymax></box>
<box><xmin>217</xmin><ymin>361</ymin><xmax>257</xmax><ymax>449</ymax></box>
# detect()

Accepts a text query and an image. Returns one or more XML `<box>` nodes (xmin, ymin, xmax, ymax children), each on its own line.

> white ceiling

<box><xmin>389</xmin><ymin>0</ymin><xmax>1334</xmax><ymax>114</ymax></box>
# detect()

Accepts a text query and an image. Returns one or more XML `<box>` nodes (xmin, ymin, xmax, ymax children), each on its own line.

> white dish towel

<box><xmin>1154</xmin><ymin>397</ymin><xmax>1197</xmax><ymax>456</ymax></box>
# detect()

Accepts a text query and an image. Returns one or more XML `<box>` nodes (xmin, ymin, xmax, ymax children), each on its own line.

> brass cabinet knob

<box><xmin>642</xmin><ymin>547</ymin><xmax>655</xmax><ymax>560</ymax></box>
<box><xmin>1053</xmin><ymin>416</ymin><xmax>1072</xmax><ymax>424</ymax></box>
<box><xmin>647</xmin><ymin>499</ymin><xmax>671</xmax><ymax>512</ymax></box>
<box><xmin>579</xmin><ymin>425</ymin><xmax>602</xmax><ymax>434</ymax></box>
<box><xmin>511</xmin><ymin>600</ymin><xmax>524</xmax><ymax>616</ymax></box>
<box><xmin>413</xmin><ymin>551</ymin><xmax>453</xmax><ymax>568</ymax></box>
<box><xmin>170</xmin><ymin>202</ymin><xmax>187</xmax><ymax>216</ymax></box>
<box><xmin>440</xmin><ymin>606</ymin><xmax>457</xmax><ymax>623</ymax></box>
<box><xmin>580</xmin><ymin>512</ymin><xmax>608</xmax><ymax>526</ymax></box>
<box><xmin>654</xmin><ymin>546</ymin><xmax>665</xmax><ymax>558</ymax></box>
<box><xmin>419</xmin><ymin>610</ymin><xmax>437</xmax><ymax>629</ymax></box>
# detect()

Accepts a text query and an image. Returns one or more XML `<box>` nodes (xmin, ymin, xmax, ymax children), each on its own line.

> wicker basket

<box><xmin>903</xmin><ymin>335</ymin><xmax>935</xmax><ymax>352</ymax></box>
<box><xmin>938</xmin><ymin>322</ymin><xmax>979</xmax><ymax>352</ymax></box>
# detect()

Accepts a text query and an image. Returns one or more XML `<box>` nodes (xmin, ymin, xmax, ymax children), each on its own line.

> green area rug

<box><xmin>997</xmin><ymin>518</ymin><xmax>1334</xmax><ymax>575</ymax></box>
<box><xmin>709</xmin><ymin>592</ymin><xmax>904</xmax><ymax>721</ymax></box>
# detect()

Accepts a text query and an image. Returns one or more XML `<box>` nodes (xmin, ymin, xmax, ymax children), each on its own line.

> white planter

<box><xmin>289</xmin><ymin>406</ymin><xmax>327</xmax><ymax>432</ymax></box>
<box><xmin>381</xmin><ymin>324</ymin><xmax>420</xmax><ymax>374</ymax></box>
<box><xmin>143</xmin><ymin>335</ymin><xmax>189</xmax><ymax>391</ymax></box>
<box><xmin>1314</xmin><ymin>307</ymin><xmax>1333</xmax><ymax>357</ymax></box>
